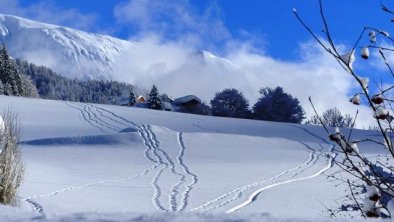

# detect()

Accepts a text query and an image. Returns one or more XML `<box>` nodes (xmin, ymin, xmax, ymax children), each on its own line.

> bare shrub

<box><xmin>0</xmin><ymin>111</ymin><xmax>24</xmax><ymax>205</ymax></box>
<box><xmin>294</xmin><ymin>0</ymin><xmax>394</xmax><ymax>218</ymax></box>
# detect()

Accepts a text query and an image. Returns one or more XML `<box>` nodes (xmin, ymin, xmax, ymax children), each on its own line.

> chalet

<box><xmin>137</xmin><ymin>95</ymin><xmax>146</xmax><ymax>103</ymax></box>
<box><xmin>118</xmin><ymin>97</ymin><xmax>130</xmax><ymax>106</ymax></box>
<box><xmin>173</xmin><ymin>95</ymin><xmax>202</xmax><ymax>112</ymax></box>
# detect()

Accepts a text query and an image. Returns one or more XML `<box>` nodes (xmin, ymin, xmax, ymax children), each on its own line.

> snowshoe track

<box><xmin>190</xmin><ymin>145</ymin><xmax>320</xmax><ymax>213</ymax></box>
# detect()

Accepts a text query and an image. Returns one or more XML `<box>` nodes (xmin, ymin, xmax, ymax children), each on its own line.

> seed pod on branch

<box><xmin>361</xmin><ymin>47</ymin><xmax>370</xmax><ymax>59</ymax></box>
<box><xmin>374</xmin><ymin>106</ymin><xmax>389</xmax><ymax>120</ymax></box>
<box><xmin>350</xmin><ymin>94</ymin><xmax>360</xmax><ymax>105</ymax></box>
<box><xmin>369</xmin><ymin>31</ymin><xmax>377</xmax><ymax>43</ymax></box>
<box><xmin>371</xmin><ymin>94</ymin><xmax>384</xmax><ymax>105</ymax></box>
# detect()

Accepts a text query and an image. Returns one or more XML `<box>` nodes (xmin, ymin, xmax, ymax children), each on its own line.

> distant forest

<box><xmin>15</xmin><ymin>59</ymin><xmax>144</xmax><ymax>104</ymax></box>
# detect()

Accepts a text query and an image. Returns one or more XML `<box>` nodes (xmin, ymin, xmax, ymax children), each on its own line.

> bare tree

<box><xmin>0</xmin><ymin>111</ymin><xmax>24</xmax><ymax>205</ymax></box>
<box><xmin>294</xmin><ymin>0</ymin><xmax>394</xmax><ymax>218</ymax></box>
<box><xmin>306</xmin><ymin>107</ymin><xmax>353</xmax><ymax>128</ymax></box>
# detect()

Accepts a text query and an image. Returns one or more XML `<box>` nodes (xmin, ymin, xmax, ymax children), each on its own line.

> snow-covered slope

<box><xmin>0</xmin><ymin>96</ymin><xmax>380</xmax><ymax>221</ymax></box>
<box><xmin>0</xmin><ymin>14</ymin><xmax>135</xmax><ymax>80</ymax></box>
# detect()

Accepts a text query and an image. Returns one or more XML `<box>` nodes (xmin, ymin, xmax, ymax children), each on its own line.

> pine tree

<box><xmin>128</xmin><ymin>89</ymin><xmax>136</xmax><ymax>106</ymax></box>
<box><xmin>0</xmin><ymin>44</ymin><xmax>23</xmax><ymax>96</ymax></box>
<box><xmin>148</xmin><ymin>85</ymin><xmax>162</xmax><ymax>110</ymax></box>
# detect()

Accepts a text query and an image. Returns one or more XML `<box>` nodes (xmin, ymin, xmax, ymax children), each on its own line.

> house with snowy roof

<box><xmin>173</xmin><ymin>95</ymin><xmax>202</xmax><ymax>112</ymax></box>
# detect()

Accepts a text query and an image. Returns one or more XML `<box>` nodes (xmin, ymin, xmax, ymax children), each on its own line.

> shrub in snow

<box><xmin>0</xmin><ymin>111</ymin><xmax>24</xmax><ymax>205</ymax></box>
<box><xmin>252</xmin><ymin>86</ymin><xmax>305</xmax><ymax>123</ymax></box>
<box><xmin>210</xmin><ymin>88</ymin><xmax>251</xmax><ymax>119</ymax></box>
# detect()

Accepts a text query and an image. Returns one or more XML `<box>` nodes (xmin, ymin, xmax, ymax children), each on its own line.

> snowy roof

<box><xmin>173</xmin><ymin>95</ymin><xmax>201</xmax><ymax>105</ymax></box>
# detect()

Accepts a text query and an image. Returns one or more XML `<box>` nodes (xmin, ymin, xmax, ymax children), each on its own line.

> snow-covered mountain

<box><xmin>0</xmin><ymin>14</ymin><xmax>242</xmax><ymax>82</ymax></box>
<box><xmin>0</xmin><ymin>14</ymin><xmax>136</xmax><ymax>80</ymax></box>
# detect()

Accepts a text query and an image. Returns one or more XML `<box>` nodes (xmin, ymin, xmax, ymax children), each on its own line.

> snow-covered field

<box><xmin>0</xmin><ymin>96</ymin><xmax>379</xmax><ymax>221</ymax></box>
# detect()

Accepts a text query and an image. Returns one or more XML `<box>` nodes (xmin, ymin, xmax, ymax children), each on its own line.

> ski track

<box><xmin>91</xmin><ymin>105</ymin><xmax>131</xmax><ymax>129</ymax></box>
<box><xmin>85</xmin><ymin>105</ymin><xmax>121</xmax><ymax>131</ymax></box>
<box><xmin>225</xmin><ymin>145</ymin><xmax>337</xmax><ymax>213</ymax></box>
<box><xmin>177</xmin><ymin>132</ymin><xmax>198</xmax><ymax>211</ymax></box>
<box><xmin>63</xmin><ymin>102</ymin><xmax>107</xmax><ymax>133</ymax></box>
<box><xmin>92</xmin><ymin>105</ymin><xmax>138</xmax><ymax>127</ymax></box>
<box><xmin>191</xmin><ymin>146</ymin><xmax>319</xmax><ymax>213</ymax></box>
<box><xmin>22</xmin><ymin>169</ymin><xmax>150</xmax><ymax>202</ymax></box>
<box><xmin>74</xmin><ymin>103</ymin><xmax>118</xmax><ymax>133</ymax></box>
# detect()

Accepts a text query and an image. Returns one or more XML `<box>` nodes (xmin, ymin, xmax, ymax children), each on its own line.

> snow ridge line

<box><xmin>63</xmin><ymin>102</ymin><xmax>107</xmax><ymax>133</ymax></box>
<box><xmin>193</xmin><ymin>148</ymin><xmax>318</xmax><ymax>213</ymax></box>
<box><xmin>177</xmin><ymin>132</ymin><xmax>198</xmax><ymax>211</ymax></box>
<box><xmin>85</xmin><ymin>105</ymin><xmax>121</xmax><ymax>131</ymax></box>
<box><xmin>144</xmin><ymin>125</ymin><xmax>187</xmax><ymax>212</ymax></box>
<box><xmin>226</xmin><ymin>145</ymin><xmax>337</xmax><ymax>213</ymax></box>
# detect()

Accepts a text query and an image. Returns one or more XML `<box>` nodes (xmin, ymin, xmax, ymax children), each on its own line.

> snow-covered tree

<box><xmin>0</xmin><ymin>44</ymin><xmax>23</xmax><ymax>96</ymax></box>
<box><xmin>210</xmin><ymin>88</ymin><xmax>250</xmax><ymax>118</ymax></box>
<box><xmin>148</xmin><ymin>85</ymin><xmax>162</xmax><ymax>110</ymax></box>
<box><xmin>128</xmin><ymin>89</ymin><xmax>136</xmax><ymax>106</ymax></box>
<box><xmin>20</xmin><ymin>74</ymin><xmax>39</xmax><ymax>98</ymax></box>
<box><xmin>306</xmin><ymin>107</ymin><xmax>353</xmax><ymax>127</ymax></box>
<box><xmin>253</xmin><ymin>87</ymin><xmax>305</xmax><ymax>123</ymax></box>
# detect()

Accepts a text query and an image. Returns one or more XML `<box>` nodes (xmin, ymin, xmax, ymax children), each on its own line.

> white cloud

<box><xmin>110</xmin><ymin>0</ymin><xmax>375</xmax><ymax>128</ymax></box>
<box><xmin>107</xmin><ymin>37</ymin><xmax>374</xmax><ymax>128</ymax></box>
<box><xmin>114</xmin><ymin>0</ymin><xmax>231</xmax><ymax>50</ymax></box>
<box><xmin>0</xmin><ymin>0</ymin><xmax>98</xmax><ymax>31</ymax></box>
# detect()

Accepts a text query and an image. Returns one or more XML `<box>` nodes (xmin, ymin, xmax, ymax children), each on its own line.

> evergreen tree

<box><xmin>0</xmin><ymin>44</ymin><xmax>23</xmax><ymax>96</ymax></box>
<box><xmin>148</xmin><ymin>85</ymin><xmax>162</xmax><ymax>110</ymax></box>
<box><xmin>20</xmin><ymin>74</ymin><xmax>39</xmax><ymax>98</ymax></box>
<box><xmin>128</xmin><ymin>89</ymin><xmax>136</xmax><ymax>106</ymax></box>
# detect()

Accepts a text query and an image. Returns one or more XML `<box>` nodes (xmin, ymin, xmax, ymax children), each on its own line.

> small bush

<box><xmin>0</xmin><ymin>111</ymin><xmax>24</xmax><ymax>205</ymax></box>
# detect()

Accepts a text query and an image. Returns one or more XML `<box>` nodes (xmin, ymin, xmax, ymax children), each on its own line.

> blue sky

<box><xmin>11</xmin><ymin>0</ymin><xmax>393</xmax><ymax>60</ymax></box>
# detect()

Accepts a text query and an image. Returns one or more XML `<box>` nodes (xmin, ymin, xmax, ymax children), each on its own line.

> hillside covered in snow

<box><xmin>0</xmin><ymin>95</ymin><xmax>382</xmax><ymax>221</ymax></box>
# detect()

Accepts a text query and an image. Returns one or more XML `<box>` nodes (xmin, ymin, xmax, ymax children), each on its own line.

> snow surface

<box><xmin>0</xmin><ymin>96</ymin><xmax>382</xmax><ymax>221</ymax></box>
